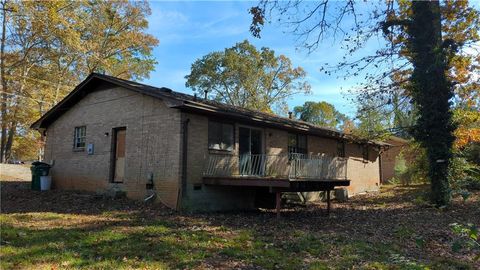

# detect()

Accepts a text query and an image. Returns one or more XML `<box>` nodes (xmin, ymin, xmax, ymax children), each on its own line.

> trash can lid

<box><xmin>31</xmin><ymin>161</ymin><xmax>51</xmax><ymax>167</ymax></box>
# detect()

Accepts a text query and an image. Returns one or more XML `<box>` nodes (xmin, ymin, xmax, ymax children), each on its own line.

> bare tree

<box><xmin>250</xmin><ymin>0</ymin><xmax>480</xmax><ymax>206</ymax></box>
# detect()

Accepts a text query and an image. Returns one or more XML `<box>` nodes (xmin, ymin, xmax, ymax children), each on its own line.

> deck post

<box><xmin>276</xmin><ymin>192</ymin><xmax>282</xmax><ymax>218</ymax></box>
<box><xmin>326</xmin><ymin>190</ymin><xmax>331</xmax><ymax>215</ymax></box>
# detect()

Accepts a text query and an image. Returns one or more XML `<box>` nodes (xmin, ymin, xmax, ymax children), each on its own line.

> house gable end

<box><xmin>31</xmin><ymin>73</ymin><xmax>182</xmax><ymax>130</ymax></box>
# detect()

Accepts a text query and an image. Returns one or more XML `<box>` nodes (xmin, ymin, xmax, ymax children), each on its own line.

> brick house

<box><xmin>32</xmin><ymin>73</ymin><xmax>388</xmax><ymax>212</ymax></box>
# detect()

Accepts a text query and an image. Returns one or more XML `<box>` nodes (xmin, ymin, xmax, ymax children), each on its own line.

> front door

<box><xmin>239</xmin><ymin>127</ymin><xmax>263</xmax><ymax>175</ymax></box>
<box><xmin>113</xmin><ymin>128</ymin><xmax>126</xmax><ymax>182</ymax></box>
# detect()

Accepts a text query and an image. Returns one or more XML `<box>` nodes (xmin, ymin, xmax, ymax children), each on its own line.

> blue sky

<box><xmin>142</xmin><ymin>1</ymin><xmax>382</xmax><ymax>116</ymax></box>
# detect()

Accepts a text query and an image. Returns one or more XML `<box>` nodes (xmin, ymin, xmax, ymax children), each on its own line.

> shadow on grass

<box><xmin>1</xmin><ymin>181</ymin><xmax>479</xmax><ymax>269</ymax></box>
<box><xmin>2</xmin><ymin>210</ymin><xmax>336</xmax><ymax>269</ymax></box>
<box><xmin>1</xmin><ymin>218</ymin><xmax>212</xmax><ymax>269</ymax></box>
<box><xmin>0</xmin><ymin>180</ymin><xmax>168</xmax><ymax>216</ymax></box>
<box><xmin>1</xmin><ymin>213</ymin><xmax>401</xmax><ymax>270</ymax></box>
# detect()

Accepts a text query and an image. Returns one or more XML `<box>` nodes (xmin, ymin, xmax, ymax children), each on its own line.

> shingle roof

<box><xmin>31</xmin><ymin>73</ymin><xmax>389</xmax><ymax>147</ymax></box>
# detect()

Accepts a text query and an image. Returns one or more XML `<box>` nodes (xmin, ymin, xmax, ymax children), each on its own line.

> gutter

<box><xmin>176</xmin><ymin>102</ymin><xmax>344</xmax><ymax>140</ymax></box>
<box><xmin>176</xmin><ymin>102</ymin><xmax>389</xmax><ymax>147</ymax></box>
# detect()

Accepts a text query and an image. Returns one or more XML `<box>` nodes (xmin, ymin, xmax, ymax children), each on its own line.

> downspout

<box><xmin>379</xmin><ymin>152</ymin><xmax>383</xmax><ymax>185</ymax></box>
<box><xmin>378</xmin><ymin>146</ymin><xmax>387</xmax><ymax>185</ymax></box>
<box><xmin>179</xmin><ymin>117</ymin><xmax>190</xmax><ymax>209</ymax></box>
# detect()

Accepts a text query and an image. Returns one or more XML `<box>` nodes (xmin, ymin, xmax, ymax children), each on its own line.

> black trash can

<box><xmin>30</xmin><ymin>162</ymin><xmax>51</xmax><ymax>190</ymax></box>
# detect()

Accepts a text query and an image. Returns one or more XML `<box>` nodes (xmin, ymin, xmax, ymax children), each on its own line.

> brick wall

<box><xmin>308</xmin><ymin>135</ymin><xmax>338</xmax><ymax>156</ymax></box>
<box><xmin>380</xmin><ymin>138</ymin><xmax>409</xmax><ymax>183</ymax></box>
<box><xmin>308</xmin><ymin>136</ymin><xmax>380</xmax><ymax>194</ymax></box>
<box><xmin>181</xmin><ymin>113</ymin><xmax>257</xmax><ymax>212</ymax></box>
<box><xmin>44</xmin><ymin>85</ymin><xmax>182</xmax><ymax>208</ymax></box>
<box><xmin>345</xmin><ymin>143</ymin><xmax>380</xmax><ymax>195</ymax></box>
<box><xmin>179</xmin><ymin>115</ymin><xmax>381</xmax><ymax>211</ymax></box>
<box><xmin>43</xmin><ymin>84</ymin><xmax>381</xmax><ymax>211</ymax></box>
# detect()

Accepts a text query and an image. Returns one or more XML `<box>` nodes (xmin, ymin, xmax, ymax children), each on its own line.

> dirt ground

<box><xmin>0</xmin><ymin>164</ymin><xmax>31</xmax><ymax>181</ymax></box>
<box><xmin>1</xmin><ymin>175</ymin><xmax>479</xmax><ymax>269</ymax></box>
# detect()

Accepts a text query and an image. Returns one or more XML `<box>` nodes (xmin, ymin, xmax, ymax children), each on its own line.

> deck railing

<box><xmin>203</xmin><ymin>153</ymin><xmax>348</xmax><ymax>180</ymax></box>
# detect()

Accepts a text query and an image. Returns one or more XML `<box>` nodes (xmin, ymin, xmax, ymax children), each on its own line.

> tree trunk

<box><xmin>4</xmin><ymin>120</ymin><xmax>15</xmax><ymax>161</ymax></box>
<box><xmin>0</xmin><ymin>0</ymin><xmax>8</xmax><ymax>163</ymax></box>
<box><xmin>408</xmin><ymin>1</ymin><xmax>455</xmax><ymax>206</ymax></box>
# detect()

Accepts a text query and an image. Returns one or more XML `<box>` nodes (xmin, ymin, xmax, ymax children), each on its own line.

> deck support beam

<box><xmin>326</xmin><ymin>190</ymin><xmax>331</xmax><ymax>215</ymax></box>
<box><xmin>203</xmin><ymin>177</ymin><xmax>349</xmax><ymax>217</ymax></box>
<box><xmin>276</xmin><ymin>192</ymin><xmax>282</xmax><ymax>218</ymax></box>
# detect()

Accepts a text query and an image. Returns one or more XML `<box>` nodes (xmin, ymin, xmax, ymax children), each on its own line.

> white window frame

<box><xmin>73</xmin><ymin>126</ymin><xmax>86</xmax><ymax>150</ymax></box>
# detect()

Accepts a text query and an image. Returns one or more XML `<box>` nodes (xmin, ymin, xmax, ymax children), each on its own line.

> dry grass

<box><xmin>1</xmin><ymin>178</ymin><xmax>479</xmax><ymax>269</ymax></box>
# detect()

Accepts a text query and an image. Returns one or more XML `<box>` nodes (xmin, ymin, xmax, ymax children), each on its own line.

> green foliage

<box><xmin>463</xmin><ymin>142</ymin><xmax>480</xmax><ymax>164</ymax></box>
<box><xmin>250</xmin><ymin>0</ymin><xmax>478</xmax><ymax>207</ymax></box>
<box><xmin>386</xmin><ymin>1</ymin><xmax>479</xmax><ymax>206</ymax></box>
<box><xmin>391</xmin><ymin>93</ymin><xmax>417</xmax><ymax>139</ymax></box>
<box><xmin>360</xmin><ymin>1</ymin><xmax>479</xmax><ymax>205</ymax></box>
<box><xmin>393</xmin><ymin>152</ymin><xmax>408</xmax><ymax>184</ymax></box>
<box><xmin>293</xmin><ymin>101</ymin><xmax>348</xmax><ymax>129</ymax></box>
<box><xmin>450</xmin><ymin>223</ymin><xmax>480</xmax><ymax>259</ymax></box>
<box><xmin>394</xmin><ymin>225</ymin><xmax>415</xmax><ymax>240</ymax></box>
<box><xmin>415</xmin><ymin>236</ymin><xmax>426</xmax><ymax>249</ymax></box>
<box><xmin>392</xmin><ymin>143</ymin><xmax>429</xmax><ymax>186</ymax></box>
<box><xmin>390</xmin><ymin>1</ymin><xmax>480</xmax><ymax>109</ymax></box>
<box><xmin>407</xmin><ymin>1</ymin><xmax>455</xmax><ymax>206</ymax></box>
<box><xmin>353</xmin><ymin>99</ymin><xmax>393</xmax><ymax>140</ymax></box>
<box><xmin>387</xmin><ymin>253</ymin><xmax>427</xmax><ymax>269</ymax></box>
<box><xmin>185</xmin><ymin>40</ymin><xmax>310</xmax><ymax>113</ymax></box>
<box><xmin>449</xmin><ymin>141</ymin><xmax>480</xmax><ymax>194</ymax></box>
<box><xmin>449</xmin><ymin>155</ymin><xmax>480</xmax><ymax>192</ymax></box>
<box><xmin>394</xmin><ymin>142</ymin><xmax>480</xmax><ymax>195</ymax></box>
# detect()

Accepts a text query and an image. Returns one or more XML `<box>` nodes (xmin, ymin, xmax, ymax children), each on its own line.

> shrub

<box><xmin>449</xmin><ymin>155</ymin><xmax>480</xmax><ymax>192</ymax></box>
<box><xmin>463</xmin><ymin>142</ymin><xmax>480</xmax><ymax>164</ymax></box>
<box><xmin>390</xmin><ymin>141</ymin><xmax>479</xmax><ymax>192</ymax></box>
<box><xmin>391</xmin><ymin>143</ymin><xmax>429</xmax><ymax>185</ymax></box>
<box><xmin>450</xmin><ymin>222</ymin><xmax>480</xmax><ymax>260</ymax></box>
<box><xmin>392</xmin><ymin>153</ymin><xmax>408</xmax><ymax>185</ymax></box>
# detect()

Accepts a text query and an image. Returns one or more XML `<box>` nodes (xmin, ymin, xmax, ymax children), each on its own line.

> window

<box><xmin>288</xmin><ymin>133</ymin><xmax>307</xmax><ymax>158</ymax></box>
<box><xmin>362</xmin><ymin>145</ymin><xmax>369</xmax><ymax>161</ymax></box>
<box><xmin>337</xmin><ymin>141</ymin><xmax>345</xmax><ymax>157</ymax></box>
<box><xmin>73</xmin><ymin>126</ymin><xmax>86</xmax><ymax>150</ymax></box>
<box><xmin>208</xmin><ymin>121</ymin><xmax>234</xmax><ymax>151</ymax></box>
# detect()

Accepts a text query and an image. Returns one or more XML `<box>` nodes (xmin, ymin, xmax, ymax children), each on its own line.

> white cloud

<box><xmin>148</xmin><ymin>12</ymin><xmax>187</xmax><ymax>32</ymax></box>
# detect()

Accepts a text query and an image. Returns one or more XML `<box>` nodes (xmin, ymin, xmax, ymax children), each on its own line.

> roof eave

<box><xmin>30</xmin><ymin>73</ymin><xmax>183</xmax><ymax>130</ymax></box>
<box><xmin>177</xmin><ymin>101</ymin><xmax>345</xmax><ymax>140</ymax></box>
<box><xmin>30</xmin><ymin>73</ymin><xmax>391</xmax><ymax>148</ymax></box>
<box><xmin>30</xmin><ymin>73</ymin><xmax>99</xmax><ymax>130</ymax></box>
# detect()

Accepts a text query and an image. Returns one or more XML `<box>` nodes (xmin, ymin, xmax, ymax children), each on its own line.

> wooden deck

<box><xmin>203</xmin><ymin>176</ymin><xmax>350</xmax><ymax>191</ymax></box>
<box><xmin>203</xmin><ymin>176</ymin><xmax>350</xmax><ymax>217</ymax></box>
<box><xmin>203</xmin><ymin>153</ymin><xmax>351</xmax><ymax>217</ymax></box>
<box><xmin>203</xmin><ymin>176</ymin><xmax>290</xmax><ymax>187</ymax></box>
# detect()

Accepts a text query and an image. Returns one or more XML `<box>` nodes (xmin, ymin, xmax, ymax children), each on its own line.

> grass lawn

<box><xmin>1</xmin><ymin>178</ymin><xmax>479</xmax><ymax>269</ymax></box>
